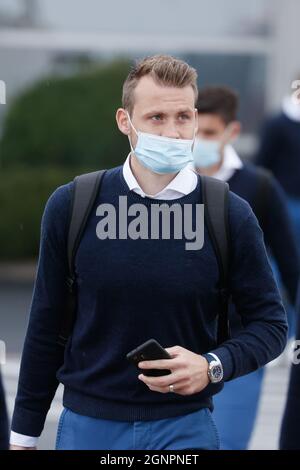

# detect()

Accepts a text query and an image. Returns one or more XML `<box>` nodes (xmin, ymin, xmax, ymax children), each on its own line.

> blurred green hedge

<box><xmin>0</xmin><ymin>166</ymin><xmax>98</xmax><ymax>260</ymax></box>
<box><xmin>0</xmin><ymin>60</ymin><xmax>130</xmax><ymax>169</ymax></box>
<box><xmin>0</xmin><ymin>60</ymin><xmax>132</xmax><ymax>260</ymax></box>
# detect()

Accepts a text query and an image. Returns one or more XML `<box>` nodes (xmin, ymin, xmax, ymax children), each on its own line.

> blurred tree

<box><xmin>0</xmin><ymin>166</ymin><xmax>93</xmax><ymax>259</ymax></box>
<box><xmin>0</xmin><ymin>166</ymin><xmax>98</xmax><ymax>260</ymax></box>
<box><xmin>0</xmin><ymin>59</ymin><xmax>131</xmax><ymax>170</ymax></box>
<box><xmin>0</xmin><ymin>59</ymin><xmax>133</xmax><ymax>259</ymax></box>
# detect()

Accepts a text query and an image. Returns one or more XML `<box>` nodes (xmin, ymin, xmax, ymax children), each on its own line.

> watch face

<box><xmin>211</xmin><ymin>365</ymin><xmax>223</xmax><ymax>381</ymax></box>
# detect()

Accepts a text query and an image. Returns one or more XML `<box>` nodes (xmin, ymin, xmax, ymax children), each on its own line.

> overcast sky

<box><xmin>0</xmin><ymin>0</ymin><xmax>271</xmax><ymax>36</ymax></box>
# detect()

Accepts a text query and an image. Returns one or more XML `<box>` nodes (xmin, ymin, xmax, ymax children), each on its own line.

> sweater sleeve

<box><xmin>11</xmin><ymin>182</ymin><xmax>73</xmax><ymax>437</ymax></box>
<box><xmin>209</xmin><ymin>194</ymin><xmax>288</xmax><ymax>381</ymax></box>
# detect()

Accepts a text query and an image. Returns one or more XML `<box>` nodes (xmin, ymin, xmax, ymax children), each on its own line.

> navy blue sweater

<box><xmin>256</xmin><ymin>113</ymin><xmax>300</xmax><ymax>198</ymax></box>
<box><xmin>12</xmin><ymin>166</ymin><xmax>287</xmax><ymax>437</ymax></box>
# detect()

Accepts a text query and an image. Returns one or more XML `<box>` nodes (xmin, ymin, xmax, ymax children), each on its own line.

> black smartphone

<box><xmin>126</xmin><ymin>339</ymin><xmax>172</xmax><ymax>377</ymax></box>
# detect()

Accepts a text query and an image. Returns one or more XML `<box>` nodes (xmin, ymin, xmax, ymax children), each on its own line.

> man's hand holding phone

<box><xmin>127</xmin><ymin>340</ymin><xmax>210</xmax><ymax>396</ymax></box>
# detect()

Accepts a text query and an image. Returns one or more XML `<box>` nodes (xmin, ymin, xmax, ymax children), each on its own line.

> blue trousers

<box><xmin>213</xmin><ymin>239</ymin><xmax>297</xmax><ymax>451</ymax></box>
<box><xmin>286</xmin><ymin>197</ymin><xmax>300</xmax><ymax>246</ymax></box>
<box><xmin>55</xmin><ymin>407</ymin><xmax>220</xmax><ymax>450</ymax></box>
<box><xmin>212</xmin><ymin>262</ymin><xmax>290</xmax><ymax>451</ymax></box>
<box><xmin>212</xmin><ymin>368</ymin><xmax>265</xmax><ymax>450</ymax></box>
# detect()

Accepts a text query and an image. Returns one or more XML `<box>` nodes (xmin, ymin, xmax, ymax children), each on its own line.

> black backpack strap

<box><xmin>57</xmin><ymin>169</ymin><xmax>107</xmax><ymax>347</ymax></box>
<box><xmin>252</xmin><ymin>168</ymin><xmax>273</xmax><ymax>231</ymax></box>
<box><xmin>201</xmin><ymin>175</ymin><xmax>230</xmax><ymax>344</ymax></box>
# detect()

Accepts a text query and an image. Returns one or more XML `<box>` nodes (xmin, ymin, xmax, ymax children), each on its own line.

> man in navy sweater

<box><xmin>192</xmin><ymin>86</ymin><xmax>299</xmax><ymax>449</ymax></box>
<box><xmin>10</xmin><ymin>56</ymin><xmax>287</xmax><ymax>450</ymax></box>
<box><xmin>255</xmin><ymin>87</ymin><xmax>300</xmax><ymax>246</ymax></box>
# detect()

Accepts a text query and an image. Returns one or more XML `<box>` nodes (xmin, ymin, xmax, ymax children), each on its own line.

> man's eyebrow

<box><xmin>142</xmin><ymin>110</ymin><xmax>165</xmax><ymax>116</ymax></box>
<box><xmin>143</xmin><ymin>108</ymin><xmax>194</xmax><ymax>116</ymax></box>
<box><xmin>176</xmin><ymin>108</ymin><xmax>194</xmax><ymax>114</ymax></box>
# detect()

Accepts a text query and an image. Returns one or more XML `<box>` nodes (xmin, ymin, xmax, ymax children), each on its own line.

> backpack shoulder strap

<box><xmin>201</xmin><ymin>175</ymin><xmax>230</xmax><ymax>344</ymax></box>
<box><xmin>58</xmin><ymin>169</ymin><xmax>106</xmax><ymax>346</ymax></box>
<box><xmin>67</xmin><ymin>170</ymin><xmax>107</xmax><ymax>277</ymax></box>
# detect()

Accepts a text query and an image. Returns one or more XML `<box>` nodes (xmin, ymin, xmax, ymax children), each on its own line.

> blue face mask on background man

<box><xmin>127</xmin><ymin>112</ymin><xmax>196</xmax><ymax>174</ymax></box>
<box><xmin>193</xmin><ymin>138</ymin><xmax>221</xmax><ymax>168</ymax></box>
<box><xmin>193</xmin><ymin>125</ymin><xmax>231</xmax><ymax>168</ymax></box>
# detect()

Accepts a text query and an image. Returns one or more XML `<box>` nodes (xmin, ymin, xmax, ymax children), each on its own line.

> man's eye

<box><xmin>178</xmin><ymin>114</ymin><xmax>190</xmax><ymax>121</ymax></box>
<box><xmin>151</xmin><ymin>115</ymin><xmax>162</xmax><ymax>121</ymax></box>
<box><xmin>205</xmin><ymin>132</ymin><xmax>217</xmax><ymax>137</ymax></box>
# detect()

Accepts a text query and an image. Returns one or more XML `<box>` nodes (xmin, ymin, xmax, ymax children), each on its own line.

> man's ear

<box><xmin>116</xmin><ymin>108</ymin><xmax>131</xmax><ymax>136</ymax></box>
<box><xmin>229</xmin><ymin>121</ymin><xmax>241</xmax><ymax>141</ymax></box>
<box><xmin>194</xmin><ymin>109</ymin><xmax>199</xmax><ymax>136</ymax></box>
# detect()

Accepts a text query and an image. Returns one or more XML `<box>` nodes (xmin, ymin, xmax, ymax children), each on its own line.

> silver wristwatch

<box><xmin>206</xmin><ymin>353</ymin><xmax>224</xmax><ymax>383</ymax></box>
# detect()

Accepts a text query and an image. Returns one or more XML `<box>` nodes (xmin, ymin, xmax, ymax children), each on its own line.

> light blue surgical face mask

<box><xmin>193</xmin><ymin>125</ymin><xmax>232</xmax><ymax>169</ymax></box>
<box><xmin>193</xmin><ymin>138</ymin><xmax>222</xmax><ymax>168</ymax></box>
<box><xmin>127</xmin><ymin>112</ymin><xmax>196</xmax><ymax>174</ymax></box>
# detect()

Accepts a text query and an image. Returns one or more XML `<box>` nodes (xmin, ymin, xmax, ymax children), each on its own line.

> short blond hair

<box><xmin>122</xmin><ymin>55</ymin><xmax>198</xmax><ymax>115</ymax></box>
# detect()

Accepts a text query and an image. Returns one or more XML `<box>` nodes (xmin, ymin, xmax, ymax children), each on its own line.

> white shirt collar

<box><xmin>189</xmin><ymin>144</ymin><xmax>243</xmax><ymax>182</ymax></box>
<box><xmin>282</xmin><ymin>96</ymin><xmax>300</xmax><ymax>122</ymax></box>
<box><xmin>122</xmin><ymin>153</ymin><xmax>198</xmax><ymax>199</ymax></box>
<box><xmin>212</xmin><ymin>144</ymin><xmax>243</xmax><ymax>181</ymax></box>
